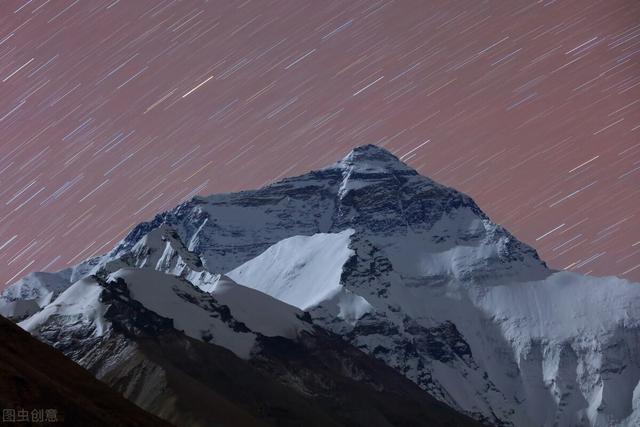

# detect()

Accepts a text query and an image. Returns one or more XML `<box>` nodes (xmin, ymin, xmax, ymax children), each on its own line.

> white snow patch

<box><xmin>227</xmin><ymin>229</ymin><xmax>355</xmax><ymax>310</ymax></box>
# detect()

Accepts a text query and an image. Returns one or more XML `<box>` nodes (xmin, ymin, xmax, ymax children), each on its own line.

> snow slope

<box><xmin>20</xmin><ymin>268</ymin><xmax>313</xmax><ymax>360</ymax></box>
<box><xmin>209</xmin><ymin>275</ymin><xmax>313</xmax><ymax>339</ymax></box>
<box><xmin>108</xmin><ymin>268</ymin><xmax>257</xmax><ymax>358</ymax></box>
<box><xmin>227</xmin><ymin>229</ymin><xmax>355</xmax><ymax>310</ymax></box>
<box><xmin>20</xmin><ymin>276</ymin><xmax>109</xmax><ymax>337</ymax></box>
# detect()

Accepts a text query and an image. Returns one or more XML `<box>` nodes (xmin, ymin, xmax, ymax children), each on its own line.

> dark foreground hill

<box><xmin>0</xmin><ymin>314</ymin><xmax>172</xmax><ymax>427</ymax></box>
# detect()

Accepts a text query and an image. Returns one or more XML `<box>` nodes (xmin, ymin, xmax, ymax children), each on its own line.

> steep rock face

<box><xmin>5</xmin><ymin>145</ymin><xmax>640</xmax><ymax>426</ymax></box>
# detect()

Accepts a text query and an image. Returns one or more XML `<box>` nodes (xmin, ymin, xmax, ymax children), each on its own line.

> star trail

<box><xmin>0</xmin><ymin>0</ymin><xmax>639</xmax><ymax>286</ymax></box>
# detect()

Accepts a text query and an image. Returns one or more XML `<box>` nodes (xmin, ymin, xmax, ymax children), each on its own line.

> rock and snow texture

<box><xmin>107</xmin><ymin>268</ymin><xmax>258</xmax><ymax>358</ymax></box>
<box><xmin>209</xmin><ymin>274</ymin><xmax>313</xmax><ymax>339</ymax></box>
<box><xmin>0</xmin><ymin>270</ymin><xmax>73</xmax><ymax>320</ymax></box>
<box><xmin>7</xmin><ymin>145</ymin><xmax>640</xmax><ymax>426</ymax></box>
<box><xmin>20</xmin><ymin>276</ymin><xmax>109</xmax><ymax>337</ymax></box>
<box><xmin>19</xmin><ymin>268</ymin><xmax>312</xmax><ymax>360</ymax></box>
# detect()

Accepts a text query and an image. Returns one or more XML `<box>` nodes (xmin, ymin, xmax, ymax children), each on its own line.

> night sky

<box><xmin>1</xmin><ymin>0</ymin><xmax>639</xmax><ymax>287</ymax></box>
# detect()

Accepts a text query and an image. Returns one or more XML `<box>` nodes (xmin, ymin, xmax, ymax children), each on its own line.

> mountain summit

<box><xmin>338</xmin><ymin>143</ymin><xmax>403</xmax><ymax>162</ymax></box>
<box><xmin>329</xmin><ymin>144</ymin><xmax>416</xmax><ymax>172</ymax></box>
<box><xmin>3</xmin><ymin>145</ymin><xmax>640</xmax><ymax>427</ymax></box>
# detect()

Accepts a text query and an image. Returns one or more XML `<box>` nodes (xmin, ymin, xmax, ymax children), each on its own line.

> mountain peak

<box><xmin>343</xmin><ymin>144</ymin><xmax>400</xmax><ymax>163</ymax></box>
<box><xmin>327</xmin><ymin>144</ymin><xmax>413</xmax><ymax>174</ymax></box>
<box><xmin>348</xmin><ymin>143</ymin><xmax>397</xmax><ymax>158</ymax></box>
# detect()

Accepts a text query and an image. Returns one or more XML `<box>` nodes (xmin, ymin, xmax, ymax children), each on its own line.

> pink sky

<box><xmin>0</xmin><ymin>0</ymin><xmax>639</xmax><ymax>287</ymax></box>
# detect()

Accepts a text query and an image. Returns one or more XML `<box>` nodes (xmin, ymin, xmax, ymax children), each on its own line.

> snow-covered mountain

<box><xmin>4</xmin><ymin>144</ymin><xmax>640</xmax><ymax>426</ymax></box>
